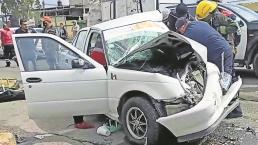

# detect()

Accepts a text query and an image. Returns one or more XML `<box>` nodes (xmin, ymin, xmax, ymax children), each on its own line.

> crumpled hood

<box><xmin>124</xmin><ymin>31</ymin><xmax>207</xmax><ymax>64</ymax></box>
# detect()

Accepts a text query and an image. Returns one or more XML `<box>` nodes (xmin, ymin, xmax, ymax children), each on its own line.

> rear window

<box><xmin>74</xmin><ymin>30</ymin><xmax>88</xmax><ymax>52</ymax></box>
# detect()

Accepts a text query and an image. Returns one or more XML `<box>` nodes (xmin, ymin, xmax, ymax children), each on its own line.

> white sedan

<box><xmin>13</xmin><ymin>11</ymin><xmax>242</xmax><ymax>145</ymax></box>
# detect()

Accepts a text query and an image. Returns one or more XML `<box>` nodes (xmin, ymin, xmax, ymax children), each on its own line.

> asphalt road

<box><xmin>236</xmin><ymin>69</ymin><xmax>258</xmax><ymax>87</ymax></box>
<box><xmin>0</xmin><ymin>61</ymin><xmax>258</xmax><ymax>145</ymax></box>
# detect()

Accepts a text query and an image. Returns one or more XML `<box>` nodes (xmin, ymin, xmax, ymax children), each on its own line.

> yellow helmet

<box><xmin>196</xmin><ymin>0</ymin><xmax>218</xmax><ymax>20</ymax></box>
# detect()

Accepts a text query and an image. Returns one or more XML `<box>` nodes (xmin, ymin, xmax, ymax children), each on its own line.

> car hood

<box><xmin>119</xmin><ymin>31</ymin><xmax>207</xmax><ymax>64</ymax></box>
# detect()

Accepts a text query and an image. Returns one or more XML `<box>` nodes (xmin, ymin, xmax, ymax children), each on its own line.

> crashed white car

<box><xmin>13</xmin><ymin>11</ymin><xmax>242</xmax><ymax>145</ymax></box>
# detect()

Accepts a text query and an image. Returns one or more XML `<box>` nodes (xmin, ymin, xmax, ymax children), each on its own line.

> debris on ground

<box><xmin>34</xmin><ymin>134</ymin><xmax>53</xmax><ymax>140</ymax></box>
<box><xmin>97</xmin><ymin>119</ymin><xmax>122</xmax><ymax>137</ymax></box>
<box><xmin>245</xmin><ymin>127</ymin><xmax>256</xmax><ymax>136</ymax></box>
<box><xmin>15</xmin><ymin>134</ymin><xmax>26</xmax><ymax>144</ymax></box>
<box><xmin>97</xmin><ymin>125</ymin><xmax>111</xmax><ymax>136</ymax></box>
<box><xmin>106</xmin><ymin>119</ymin><xmax>122</xmax><ymax>133</ymax></box>
<box><xmin>0</xmin><ymin>132</ymin><xmax>17</xmax><ymax>145</ymax></box>
<box><xmin>0</xmin><ymin>78</ymin><xmax>24</xmax><ymax>102</ymax></box>
<box><xmin>223</xmin><ymin>135</ymin><xmax>238</xmax><ymax>142</ymax></box>
<box><xmin>0</xmin><ymin>78</ymin><xmax>20</xmax><ymax>90</ymax></box>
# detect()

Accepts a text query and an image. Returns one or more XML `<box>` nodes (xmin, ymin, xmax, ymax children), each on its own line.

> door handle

<box><xmin>26</xmin><ymin>77</ymin><xmax>42</xmax><ymax>83</ymax></box>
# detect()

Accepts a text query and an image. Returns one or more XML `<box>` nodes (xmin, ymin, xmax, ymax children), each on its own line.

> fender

<box><xmin>245</xmin><ymin>36</ymin><xmax>258</xmax><ymax>65</ymax></box>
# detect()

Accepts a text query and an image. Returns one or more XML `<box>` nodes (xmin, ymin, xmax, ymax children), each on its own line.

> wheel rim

<box><xmin>126</xmin><ymin>107</ymin><xmax>148</xmax><ymax>140</ymax></box>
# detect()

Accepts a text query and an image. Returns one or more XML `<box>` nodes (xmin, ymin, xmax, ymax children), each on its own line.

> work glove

<box><xmin>220</xmin><ymin>72</ymin><xmax>232</xmax><ymax>94</ymax></box>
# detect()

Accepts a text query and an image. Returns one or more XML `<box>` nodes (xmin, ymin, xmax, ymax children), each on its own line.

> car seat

<box><xmin>90</xmin><ymin>40</ymin><xmax>107</xmax><ymax>66</ymax></box>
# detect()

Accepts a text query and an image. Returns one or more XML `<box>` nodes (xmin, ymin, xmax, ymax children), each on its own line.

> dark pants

<box><xmin>210</xmin><ymin>48</ymin><xmax>233</xmax><ymax>75</ymax></box>
<box><xmin>4</xmin><ymin>45</ymin><xmax>15</xmax><ymax>60</ymax></box>
<box><xmin>4</xmin><ymin>45</ymin><xmax>17</xmax><ymax>66</ymax></box>
<box><xmin>73</xmin><ymin>116</ymin><xmax>84</xmax><ymax>124</ymax></box>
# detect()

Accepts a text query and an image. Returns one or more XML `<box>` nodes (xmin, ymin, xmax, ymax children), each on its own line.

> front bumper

<box><xmin>156</xmin><ymin>63</ymin><xmax>242</xmax><ymax>142</ymax></box>
<box><xmin>177</xmin><ymin>100</ymin><xmax>239</xmax><ymax>142</ymax></box>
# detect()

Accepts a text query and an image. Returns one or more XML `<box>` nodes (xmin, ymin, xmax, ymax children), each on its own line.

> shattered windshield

<box><xmin>104</xmin><ymin>21</ymin><xmax>168</xmax><ymax>65</ymax></box>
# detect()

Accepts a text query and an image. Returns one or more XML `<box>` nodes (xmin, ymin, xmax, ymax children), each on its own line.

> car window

<box><xmin>126</xmin><ymin>49</ymin><xmax>153</xmax><ymax>63</ymax></box>
<box><xmin>74</xmin><ymin>30</ymin><xmax>88</xmax><ymax>52</ymax></box>
<box><xmin>106</xmin><ymin>31</ymin><xmax>160</xmax><ymax>65</ymax></box>
<box><xmin>104</xmin><ymin>21</ymin><xmax>168</xmax><ymax>65</ymax></box>
<box><xmin>16</xmin><ymin>37</ymin><xmax>92</xmax><ymax>72</ymax></box>
<box><xmin>87</xmin><ymin>32</ymin><xmax>103</xmax><ymax>55</ymax></box>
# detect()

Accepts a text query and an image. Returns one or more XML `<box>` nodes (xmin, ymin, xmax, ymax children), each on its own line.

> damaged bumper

<box><xmin>156</xmin><ymin>63</ymin><xmax>242</xmax><ymax>142</ymax></box>
<box><xmin>177</xmin><ymin>100</ymin><xmax>239</xmax><ymax>142</ymax></box>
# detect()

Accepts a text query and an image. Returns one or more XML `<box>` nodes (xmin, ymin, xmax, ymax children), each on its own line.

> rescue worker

<box><xmin>176</xmin><ymin>17</ymin><xmax>233</xmax><ymax>77</ymax></box>
<box><xmin>196</xmin><ymin>1</ymin><xmax>243</xmax><ymax>118</ymax></box>
<box><xmin>197</xmin><ymin>0</ymin><xmax>222</xmax><ymax>3</ymax></box>
<box><xmin>196</xmin><ymin>0</ymin><xmax>240</xmax><ymax>56</ymax></box>
<box><xmin>163</xmin><ymin>2</ymin><xmax>195</xmax><ymax>31</ymax></box>
<box><xmin>176</xmin><ymin>17</ymin><xmax>242</xmax><ymax>118</ymax></box>
<box><xmin>42</xmin><ymin>16</ymin><xmax>59</xmax><ymax>70</ymax></box>
<box><xmin>0</xmin><ymin>21</ymin><xmax>17</xmax><ymax>67</ymax></box>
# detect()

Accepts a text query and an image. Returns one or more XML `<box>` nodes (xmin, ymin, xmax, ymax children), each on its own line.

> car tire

<box><xmin>121</xmin><ymin>97</ymin><xmax>161</xmax><ymax>145</ymax></box>
<box><xmin>253</xmin><ymin>53</ymin><xmax>258</xmax><ymax>77</ymax></box>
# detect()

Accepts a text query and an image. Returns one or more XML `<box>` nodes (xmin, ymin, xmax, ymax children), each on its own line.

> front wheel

<box><xmin>253</xmin><ymin>53</ymin><xmax>258</xmax><ymax>77</ymax></box>
<box><xmin>121</xmin><ymin>97</ymin><xmax>161</xmax><ymax>145</ymax></box>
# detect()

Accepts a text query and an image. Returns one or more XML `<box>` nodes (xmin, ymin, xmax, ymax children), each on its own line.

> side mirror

<box><xmin>71</xmin><ymin>59</ymin><xmax>95</xmax><ymax>69</ymax></box>
<box><xmin>239</xmin><ymin>20</ymin><xmax>244</xmax><ymax>27</ymax></box>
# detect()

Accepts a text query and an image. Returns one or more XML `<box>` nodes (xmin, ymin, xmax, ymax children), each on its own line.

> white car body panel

<box><xmin>235</xmin><ymin>18</ymin><xmax>248</xmax><ymax>60</ymax></box>
<box><xmin>107</xmin><ymin>66</ymin><xmax>186</xmax><ymax>117</ymax></box>
<box><xmin>157</xmin><ymin>62</ymin><xmax>242</xmax><ymax>137</ymax></box>
<box><xmin>13</xmin><ymin>34</ymin><xmax>108</xmax><ymax>118</ymax></box>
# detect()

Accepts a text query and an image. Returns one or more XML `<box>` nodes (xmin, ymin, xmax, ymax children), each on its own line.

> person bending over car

<box><xmin>175</xmin><ymin>17</ymin><xmax>242</xmax><ymax>118</ymax></box>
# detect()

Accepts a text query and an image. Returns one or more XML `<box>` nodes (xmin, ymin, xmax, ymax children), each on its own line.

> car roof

<box><xmin>83</xmin><ymin>10</ymin><xmax>163</xmax><ymax>31</ymax></box>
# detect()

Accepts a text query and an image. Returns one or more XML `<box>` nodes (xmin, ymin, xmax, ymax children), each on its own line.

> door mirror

<box><xmin>239</xmin><ymin>20</ymin><xmax>245</xmax><ymax>27</ymax></box>
<box><xmin>71</xmin><ymin>59</ymin><xmax>95</xmax><ymax>69</ymax></box>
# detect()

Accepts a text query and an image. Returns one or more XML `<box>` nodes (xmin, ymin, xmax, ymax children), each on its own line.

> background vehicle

<box><xmin>34</xmin><ymin>28</ymin><xmax>43</xmax><ymax>33</ymax></box>
<box><xmin>163</xmin><ymin>2</ymin><xmax>258</xmax><ymax>77</ymax></box>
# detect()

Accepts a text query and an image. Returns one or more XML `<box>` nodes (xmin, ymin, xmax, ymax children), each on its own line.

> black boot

<box><xmin>5</xmin><ymin>61</ymin><xmax>10</xmax><ymax>67</ymax></box>
<box><xmin>226</xmin><ymin>105</ymin><xmax>243</xmax><ymax>119</ymax></box>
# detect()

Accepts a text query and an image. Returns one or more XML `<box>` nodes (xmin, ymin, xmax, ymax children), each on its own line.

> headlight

<box><xmin>163</xmin><ymin>98</ymin><xmax>191</xmax><ymax>116</ymax></box>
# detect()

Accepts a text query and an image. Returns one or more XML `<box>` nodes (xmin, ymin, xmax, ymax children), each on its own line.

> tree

<box><xmin>2</xmin><ymin>0</ymin><xmax>41</xmax><ymax>19</ymax></box>
<box><xmin>34</xmin><ymin>0</ymin><xmax>41</xmax><ymax>9</ymax></box>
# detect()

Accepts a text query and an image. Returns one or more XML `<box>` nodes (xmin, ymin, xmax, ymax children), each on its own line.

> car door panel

<box><xmin>13</xmin><ymin>34</ymin><xmax>108</xmax><ymax>119</ymax></box>
<box><xmin>72</xmin><ymin>29</ymin><xmax>90</xmax><ymax>52</ymax></box>
<box><xmin>235</xmin><ymin>19</ymin><xmax>247</xmax><ymax>60</ymax></box>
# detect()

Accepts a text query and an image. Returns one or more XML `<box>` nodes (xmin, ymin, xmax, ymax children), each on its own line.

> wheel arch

<box><xmin>117</xmin><ymin>90</ymin><xmax>167</xmax><ymax>120</ymax></box>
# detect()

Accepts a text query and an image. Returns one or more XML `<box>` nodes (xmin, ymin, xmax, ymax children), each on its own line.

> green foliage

<box><xmin>34</xmin><ymin>0</ymin><xmax>41</xmax><ymax>9</ymax></box>
<box><xmin>2</xmin><ymin>0</ymin><xmax>41</xmax><ymax>19</ymax></box>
